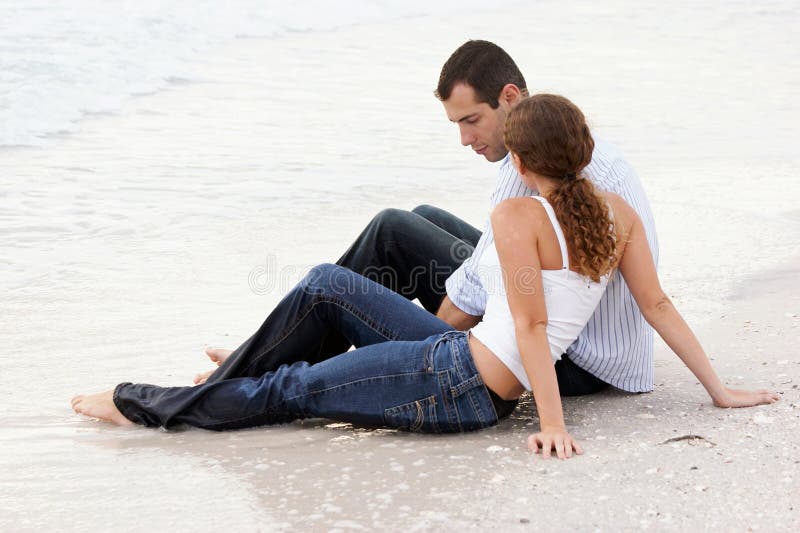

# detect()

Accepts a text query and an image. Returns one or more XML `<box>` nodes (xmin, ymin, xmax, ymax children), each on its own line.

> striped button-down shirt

<box><xmin>446</xmin><ymin>137</ymin><xmax>659</xmax><ymax>392</ymax></box>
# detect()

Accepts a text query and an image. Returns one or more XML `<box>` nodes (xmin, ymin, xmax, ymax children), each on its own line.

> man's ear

<box><xmin>498</xmin><ymin>84</ymin><xmax>523</xmax><ymax>110</ymax></box>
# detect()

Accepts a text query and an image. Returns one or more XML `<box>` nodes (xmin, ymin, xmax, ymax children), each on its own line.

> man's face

<box><xmin>442</xmin><ymin>83</ymin><xmax>509</xmax><ymax>163</ymax></box>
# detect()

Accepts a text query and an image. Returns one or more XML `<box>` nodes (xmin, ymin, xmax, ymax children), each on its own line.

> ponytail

<box><xmin>504</xmin><ymin>94</ymin><xmax>616</xmax><ymax>282</ymax></box>
<box><xmin>545</xmin><ymin>176</ymin><xmax>616</xmax><ymax>282</ymax></box>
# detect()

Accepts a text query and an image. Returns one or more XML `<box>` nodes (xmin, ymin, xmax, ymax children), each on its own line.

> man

<box><xmin>201</xmin><ymin>40</ymin><xmax>658</xmax><ymax>401</ymax></box>
<box><xmin>332</xmin><ymin>40</ymin><xmax>658</xmax><ymax>396</ymax></box>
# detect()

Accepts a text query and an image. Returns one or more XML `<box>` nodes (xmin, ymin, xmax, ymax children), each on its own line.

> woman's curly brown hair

<box><xmin>503</xmin><ymin>94</ymin><xmax>616</xmax><ymax>282</ymax></box>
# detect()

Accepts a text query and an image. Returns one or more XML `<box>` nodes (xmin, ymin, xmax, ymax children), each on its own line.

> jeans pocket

<box><xmin>384</xmin><ymin>395</ymin><xmax>439</xmax><ymax>433</ymax></box>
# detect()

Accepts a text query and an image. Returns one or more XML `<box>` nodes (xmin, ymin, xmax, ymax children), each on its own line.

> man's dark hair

<box><xmin>435</xmin><ymin>40</ymin><xmax>527</xmax><ymax>108</ymax></box>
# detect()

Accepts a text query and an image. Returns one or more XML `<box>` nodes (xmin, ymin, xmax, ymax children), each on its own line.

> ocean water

<box><xmin>1</xmin><ymin>0</ymin><xmax>799</xmax><ymax>530</ymax></box>
<box><xmin>0</xmin><ymin>0</ymin><xmax>501</xmax><ymax>147</ymax></box>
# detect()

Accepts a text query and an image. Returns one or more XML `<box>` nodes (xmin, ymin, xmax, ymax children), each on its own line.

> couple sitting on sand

<box><xmin>73</xmin><ymin>40</ymin><xmax>778</xmax><ymax>459</ymax></box>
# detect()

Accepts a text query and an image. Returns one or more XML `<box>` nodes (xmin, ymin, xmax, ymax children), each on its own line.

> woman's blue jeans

<box><xmin>113</xmin><ymin>264</ymin><xmax>501</xmax><ymax>432</ymax></box>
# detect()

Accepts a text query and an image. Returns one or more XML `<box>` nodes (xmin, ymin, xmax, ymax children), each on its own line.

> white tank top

<box><xmin>469</xmin><ymin>196</ymin><xmax>610</xmax><ymax>391</ymax></box>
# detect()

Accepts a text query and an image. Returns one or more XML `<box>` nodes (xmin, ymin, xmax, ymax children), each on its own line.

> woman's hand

<box><xmin>712</xmin><ymin>387</ymin><xmax>781</xmax><ymax>408</ymax></box>
<box><xmin>527</xmin><ymin>426</ymin><xmax>583</xmax><ymax>459</ymax></box>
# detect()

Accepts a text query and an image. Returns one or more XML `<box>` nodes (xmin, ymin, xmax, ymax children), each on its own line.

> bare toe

<box><xmin>71</xmin><ymin>395</ymin><xmax>84</xmax><ymax>409</ymax></box>
<box><xmin>205</xmin><ymin>347</ymin><xmax>232</xmax><ymax>365</ymax></box>
<box><xmin>193</xmin><ymin>369</ymin><xmax>214</xmax><ymax>385</ymax></box>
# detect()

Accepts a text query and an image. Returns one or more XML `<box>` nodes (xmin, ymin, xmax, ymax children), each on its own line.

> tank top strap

<box><xmin>529</xmin><ymin>196</ymin><xmax>569</xmax><ymax>270</ymax></box>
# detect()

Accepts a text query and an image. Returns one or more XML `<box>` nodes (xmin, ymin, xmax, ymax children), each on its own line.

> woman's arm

<box><xmin>614</xmin><ymin>199</ymin><xmax>780</xmax><ymax>408</ymax></box>
<box><xmin>492</xmin><ymin>198</ymin><xmax>582</xmax><ymax>459</ymax></box>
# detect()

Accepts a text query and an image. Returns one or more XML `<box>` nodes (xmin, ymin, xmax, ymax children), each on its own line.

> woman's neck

<box><xmin>525</xmin><ymin>172</ymin><xmax>560</xmax><ymax>197</ymax></box>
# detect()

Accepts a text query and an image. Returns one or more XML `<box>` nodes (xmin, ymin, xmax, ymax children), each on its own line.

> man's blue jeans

<box><xmin>113</xmin><ymin>264</ymin><xmax>500</xmax><ymax>432</ymax></box>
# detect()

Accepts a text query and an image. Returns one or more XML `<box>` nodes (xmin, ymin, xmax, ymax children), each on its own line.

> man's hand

<box><xmin>436</xmin><ymin>295</ymin><xmax>482</xmax><ymax>330</ymax></box>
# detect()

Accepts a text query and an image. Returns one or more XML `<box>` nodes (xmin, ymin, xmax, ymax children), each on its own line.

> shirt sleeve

<box><xmin>445</xmin><ymin>156</ymin><xmax>536</xmax><ymax>316</ymax></box>
<box><xmin>445</xmin><ymin>219</ymin><xmax>492</xmax><ymax>316</ymax></box>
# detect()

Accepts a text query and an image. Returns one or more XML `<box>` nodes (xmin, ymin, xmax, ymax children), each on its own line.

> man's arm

<box><xmin>440</xmin><ymin>220</ymin><xmax>488</xmax><ymax>326</ymax></box>
<box><xmin>436</xmin><ymin>295</ymin><xmax>481</xmax><ymax>330</ymax></box>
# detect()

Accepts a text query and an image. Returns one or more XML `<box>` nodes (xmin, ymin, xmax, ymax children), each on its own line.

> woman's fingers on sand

<box><xmin>528</xmin><ymin>432</ymin><xmax>582</xmax><ymax>460</ymax></box>
<box><xmin>527</xmin><ymin>434</ymin><xmax>539</xmax><ymax>454</ymax></box>
<box><xmin>765</xmin><ymin>391</ymin><xmax>780</xmax><ymax>403</ymax></box>
<box><xmin>539</xmin><ymin>437</ymin><xmax>553</xmax><ymax>459</ymax></box>
<box><xmin>565</xmin><ymin>437</ymin><xmax>582</xmax><ymax>458</ymax></box>
<box><xmin>560</xmin><ymin>438</ymin><xmax>572</xmax><ymax>459</ymax></box>
<box><xmin>721</xmin><ymin>388</ymin><xmax>781</xmax><ymax>408</ymax></box>
<box><xmin>573</xmin><ymin>440</ymin><xmax>584</xmax><ymax>455</ymax></box>
<box><xmin>540</xmin><ymin>440</ymin><xmax>552</xmax><ymax>459</ymax></box>
<box><xmin>752</xmin><ymin>389</ymin><xmax>780</xmax><ymax>405</ymax></box>
<box><xmin>559</xmin><ymin>437</ymin><xmax>578</xmax><ymax>459</ymax></box>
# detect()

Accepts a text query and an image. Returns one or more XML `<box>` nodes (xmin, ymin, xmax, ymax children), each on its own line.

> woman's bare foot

<box><xmin>193</xmin><ymin>347</ymin><xmax>233</xmax><ymax>385</ymax></box>
<box><xmin>71</xmin><ymin>390</ymin><xmax>134</xmax><ymax>426</ymax></box>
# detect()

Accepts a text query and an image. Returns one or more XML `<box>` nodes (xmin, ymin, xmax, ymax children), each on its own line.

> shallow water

<box><xmin>0</xmin><ymin>0</ymin><xmax>499</xmax><ymax>147</ymax></box>
<box><xmin>1</xmin><ymin>1</ymin><xmax>799</xmax><ymax>530</ymax></box>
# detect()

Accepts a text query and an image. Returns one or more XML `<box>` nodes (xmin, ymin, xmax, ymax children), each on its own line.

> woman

<box><xmin>72</xmin><ymin>95</ymin><xmax>779</xmax><ymax>458</ymax></box>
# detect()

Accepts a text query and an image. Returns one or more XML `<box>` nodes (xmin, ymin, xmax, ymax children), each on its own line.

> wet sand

<box><xmin>6</xmin><ymin>264</ymin><xmax>797</xmax><ymax>531</ymax></box>
<box><xmin>2</xmin><ymin>1</ymin><xmax>799</xmax><ymax>531</ymax></box>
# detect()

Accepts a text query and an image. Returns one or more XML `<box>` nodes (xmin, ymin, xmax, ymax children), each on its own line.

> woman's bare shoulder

<box><xmin>600</xmin><ymin>191</ymin><xmax>638</xmax><ymax>228</ymax></box>
<box><xmin>492</xmin><ymin>197</ymin><xmax>548</xmax><ymax>227</ymax></box>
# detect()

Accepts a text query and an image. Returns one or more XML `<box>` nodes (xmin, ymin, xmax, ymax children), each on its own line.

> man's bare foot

<box><xmin>193</xmin><ymin>347</ymin><xmax>233</xmax><ymax>385</ymax></box>
<box><xmin>71</xmin><ymin>390</ymin><xmax>135</xmax><ymax>426</ymax></box>
<box><xmin>206</xmin><ymin>347</ymin><xmax>233</xmax><ymax>364</ymax></box>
